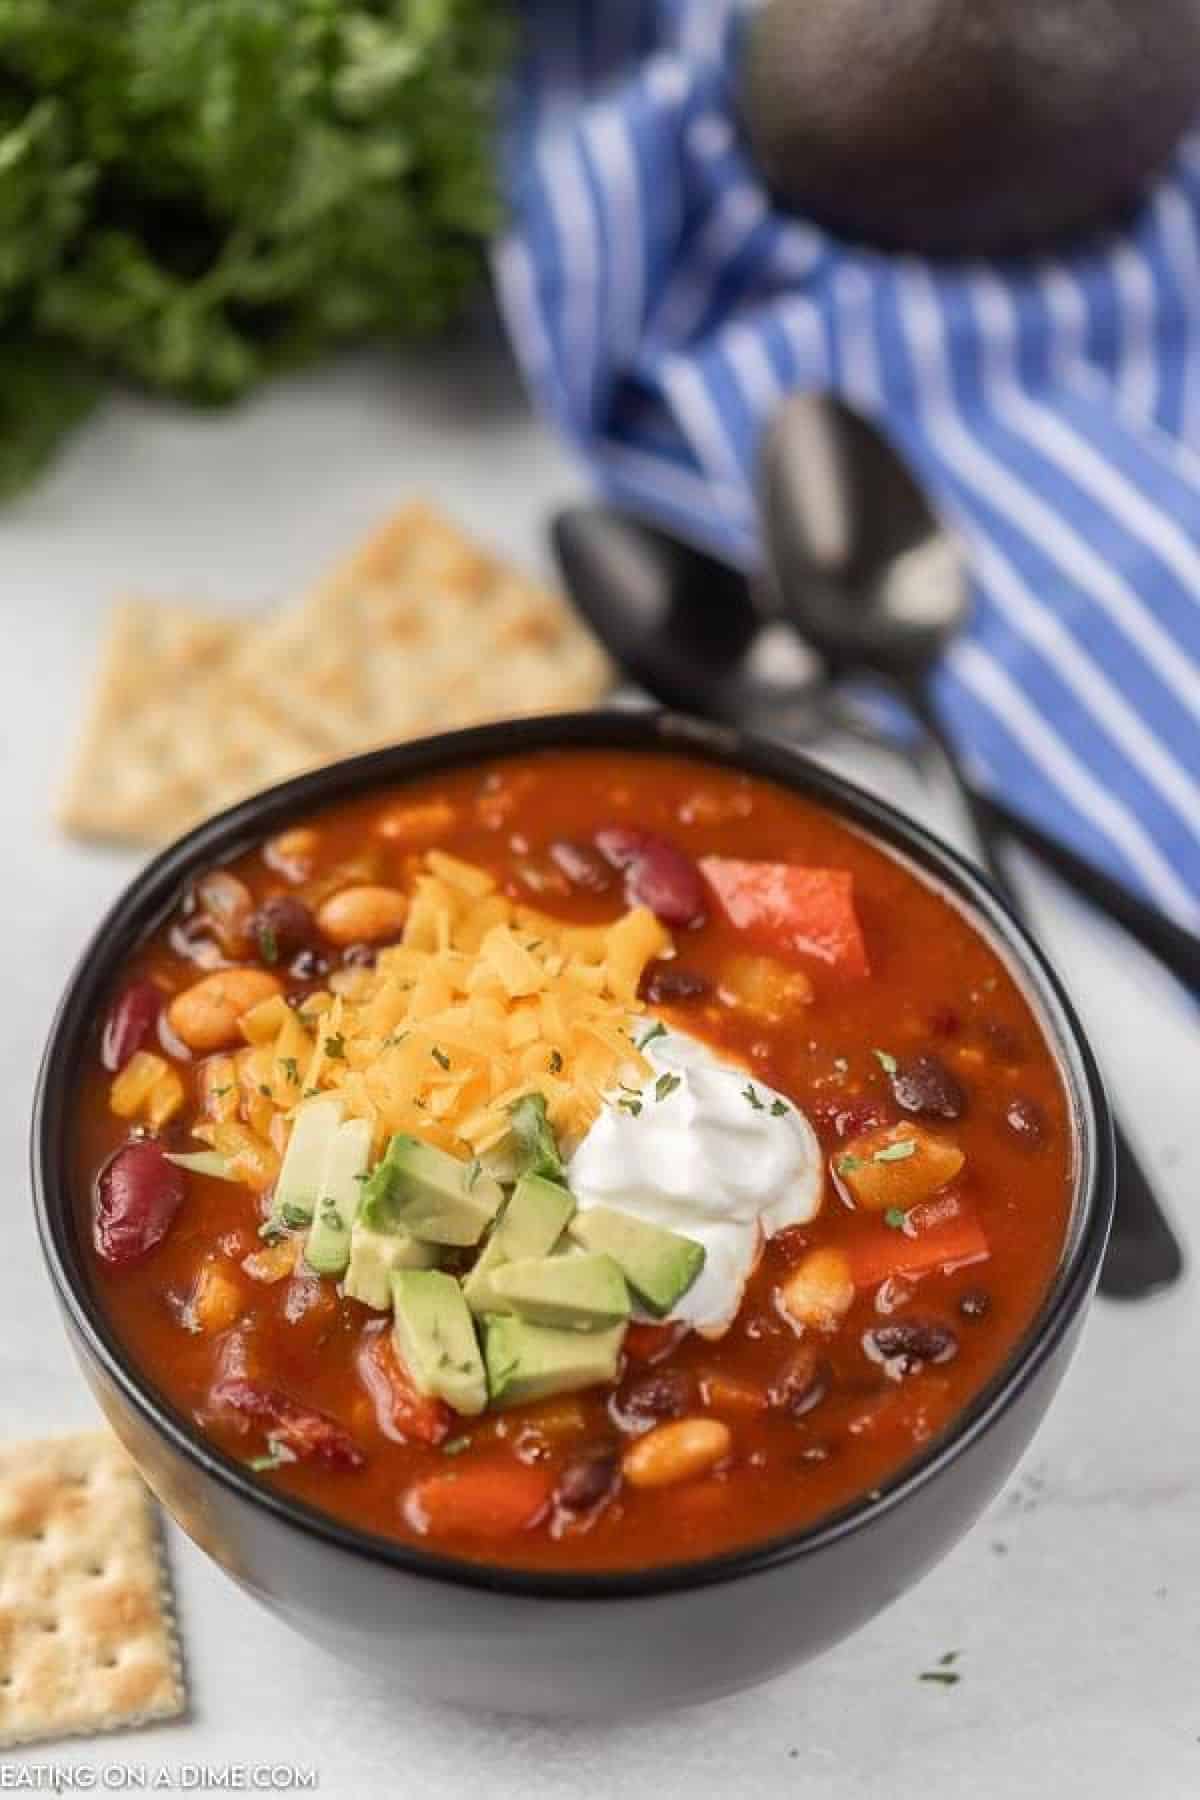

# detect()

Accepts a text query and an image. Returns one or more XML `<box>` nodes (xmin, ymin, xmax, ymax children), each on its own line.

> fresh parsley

<box><xmin>638</xmin><ymin>1021</ymin><xmax>668</xmax><ymax>1051</ymax></box>
<box><xmin>617</xmin><ymin>1095</ymin><xmax>643</xmax><ymax>1118</ymax></box>
<box><xmin>770</xmin><ymin>1098</ymin><xmax>790</xmax><ymax>1117</ymax></box>
<box><xmin>280</xmin><ymin>1056</ymin><xmax>300</xmax><ymax>1086</ymax></box>
<box><xmin>884</xmin><ymin>1206</ymin><xmax>908</xmax><ymax>1230</ymax></box>
<box><xmin>743</xmin><ymin>1083</ymin><xmax>765</xmax><ymax>1111</ymax></box>
<box><xmin>279</xmin><ymin>1201</ymin><xmax>310</xmax><ymax>1229</ymax></box>
<box><xmin>548</xmin><ymin>1048</ymin><xmax>564</xmax><ymax>1074</ymax></box>
<box><xmin>431</xmin><ymin>1046</ymin><xmax>451</xmax><ymax>1070</ymax></box>
<box><xmin>873</xmin><ymin>1049</ymin><xmax>898</xmax><ymax>1075</ymax></box>
<box><xmin>654</xmin><ymin>1072</ymin><xmax>681</xmax><ymax>1104</ymax></box>
<box><xmin>257</xmin><ymin>923</ymin><xmax>279</xmax><ymax>965</ymax></box>
<box><xmin>323</xmin><ymin>1033</ymin><xmax>346</xmax><ymax>1060</ymax></box>
<box><xmin>464</xmin><ymin>1158</ymin><xmax>482</xmax><ymax>1191</ymax></box>
<box><xmin>873</xmin><ymin>1139</ymin><xmax>918</xmax><ymax>1164</ymax></box>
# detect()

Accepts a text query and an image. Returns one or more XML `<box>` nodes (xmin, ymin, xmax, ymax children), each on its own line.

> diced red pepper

<box><xmin>212</xmin><ymin>1377</ymin><xmax>366</xmax><ymax>1470</ymax></box>
<box><xmin>356</xmin><ymin>1325</ymin><xmax>452</xmax><ymax>1448</ymax></box>
<box><xmin>404</xmin><ymin>1461</ymin><xmax>554</xmax><ymax>1540</ymax></box>
<box><xmin>847</xmin><ymin>1193</ymin><xmax>990</xmax><ymax>1290</ymax></box>
<box><xmin>699</xmin><ymin>858</ymin><xmax>870</xmax><ymax>977</ymax></box>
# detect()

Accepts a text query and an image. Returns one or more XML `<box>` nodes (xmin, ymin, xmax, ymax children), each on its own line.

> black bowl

<box><xmin>33</xmin><ymin>711</ymin><xmax>1113</xmax><ymax>1716</ymax></box>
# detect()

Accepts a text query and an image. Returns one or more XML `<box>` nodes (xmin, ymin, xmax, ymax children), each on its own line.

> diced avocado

<box><xmin>508</xmin><ymin>1092</ymin><xmax>565</xmax><ymax>1183</ymax></box>
<box><xmin>360</xmin><ymin>1134</ymin><xmax>503</xmax><ymax>1246</ymax></box>
<box><xmin>484</xmin><ymin>1314</ymin><xmax>626</xmax><ymax>1408</ymax></box>
<box><xmin>303</xmin><ymin>1118</ymin><xmax>372</xmax><ymax>1277</ymax></box>
<box><xmin>490</xmin><ymin>1253</ymin><xmax>630</xmax><ymax>1331</ymax></box>
<box><xmin>462</xmin><ymin>1173</ymin><xmax>575</xmax><ymax>1315</ymax></box>
<box><xmin>569</xmin><ymin>1207</ymin><xmax>705</xmax><ymax>1317</ymax></box>
<box><xmin>270</xmin><ymin>1095</ymin><xmax>342</xmax><ymax>1227</ymax></box>
<box><xmin>342</xmin><ymin>1222</ymin><xmax>437</xmax><ymax>1310</ymax></box>
<box><xmin>391</xmin><ymin>1269</ymin><xmax>487</xmax><ymax>1416</ymax></box>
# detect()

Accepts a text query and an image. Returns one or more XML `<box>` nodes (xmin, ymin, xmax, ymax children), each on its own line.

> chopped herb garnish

<box><xmin>323</xmin><ymin>1033</ymin><xmax>346</xmax><ymax>1060</ymax></box>
<box><xmin>884</xmin><ymin>1206</ymin><xmax>908</xmax><ymax>1230</ymax></box>
<box><xmin>919</xmin><ymin>1670</ymin><xmax>961</xmax><ymax>1687</ymax></box>
<box><xmin>257</xmin><ymin>1218</ymin><xmax>286</xmax><ymax>1242</ymax></box>
<box><xmin>464</xmin><ymin>1158</ymin><xmax>482</xmax><ymax>1191</ymax></box>
<box><xmin>257</xmin><ymin>924</ymin><xmax>279</xmax><ymax>965</ymax></box>
<box><xmin>525</xmin><ymin>939</ymin><xmax>543</xmax><ymax>953</ymax></box>
<box><xmin>770</xmin><ymin>1098</ymin><xmax>790</xmax><ymax>1117</ymax></box>
<box><xmin>320</xmin><ymin>1200</ymin><xmax>343</xmax><ymax>1231</ymax></box>
<box><xmin>938</xmin><ymin>1650</ymin><xmax>960</xmax><ymax>1666</ymax></box>
<box><xmin>837</xmin><ymin>1154</ymin><xmax>864</xmax><ymax>1175</ymax></box>
<box><xmin>442</xmin><ymin>1435</ymin><xmax>471</xmax><ymax>1456</ymax></box>
<box><xmin>280</xmin><ymin>1057</ymin><xmax>300</xmax><ymax>1086</ymax></box>
<box><xmin>638</xmin><ymin>1021</ymin><xmax>668</xmax><ymax>1051</ymax></box>
<box><xmin>873</xmin><ymin>1049</ymin><xmax>898</xmax><ymax>1075</ymax></box>
<box><xmin>247</xmin><ymin>1451</ymin><xmax>285</xmax><ymax>1472</ymax></box>
<box><xmin>548</xmin><ymin>1048</ymin><xmax>564</xmax><ymax>1073</ymax></box>
<box><xmin>279</xmin><ymin>1202</ymin><xmax>310</xmax><ymax>1229</ymax></box>
<box><xmin>617</xmin><ymin>1095</ymin><xmax>643</xmax><ymax>1118</ymax></box>
<box><xmin>431</xmin><ymin>1046</ymin><xmax>451</xmax><ymax>1071</ymax></box>
<box><xmin>258</xmin><ymin>1083</ymin><xmax>272</xmax><ymax>1097</ymax></box>
<box><xmin>211</xmin><ymin>1084</ymin><xmax>232</xmax><ymax>1099</ymax></box>
<box><xmin>873</xmin><ymin>1139</ymin><xmax>918</xmax><ymax>1164</ymax></box>
<box><xmin>383</xmin><ymin>1030</ymin><xmax>409</xmax><ymax>1049</ymax></box>
<box><xmin>743</xmin><ymin>1083</ymin><xmax>765</xmax><ymax>1111</ymax></box>
<box><xmin>302</xmin><ymin>1086</ymin><xmax>321</xmax><ymax>1099</ymax></box>
<box><xmin>654</xmin><ymin>1072</ymin><xmax>681</xmax><ymax>1104</ymax></box>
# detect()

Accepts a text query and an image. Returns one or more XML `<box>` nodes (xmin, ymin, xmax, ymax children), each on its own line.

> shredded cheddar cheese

<box><xmin>220</xmin><ymin>853</ymin><xmax>672</xmax><ymax>1166</ymax></box>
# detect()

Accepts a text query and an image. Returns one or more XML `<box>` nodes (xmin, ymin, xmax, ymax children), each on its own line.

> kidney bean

<box><xmin>594</xmin><ymin>827</ymin><xmax>707</xmax><ymax>928</ymax></box>
<box><xmin>863</xmin><ymin>1319</ymin><xmax>958</xmax><ymax>1374</ymax></box>
<box><xmin>250</xmin><ymin>894</ymin><xmax>317</xmax><ymax>965</ymax></box>
<box><xmin>639</xmin><ymin>961</ymin><xmax>710</xmax><ymax>1005</ymax></box>
<box><xmin>890</xmin><ymin>1052</ymin><xmax>966</xmax><ymax>1121</ymax></box>
<box><xmin>768</xmin><ymin>1345</ymin><xmax>831</xmax><ymax>1418</ymax></box>
<box><xmin>959</xmin><ymin>1288</ymin><xmax>992</xmax><ymax>1320</ymax></box>
<box><xmin>211</xmin><ymin>1377</ymin><xmax>366</xmax><ymax>1470</ymax></box>
<box><xmin>100</xmin><ymin>981</ymin><xmax>163</xmax><ymax>1073</ymax></box>
<box><xmin>555</xmin><ymin>1445</ymin><xmax>621</xmax><ymax>1512</ymax></box>
<box><xmin>549</xmin><ymin>839</ymin><xmax>615</xmax><ymax>893</ymax></box>
<box><xmin>615</xmin><ymin>1367</ymin><xmax>694</xmax><ymax>1425</ymax></box>
<box><xmin>94</xmin><ymin>1141</ymin><xmax>185</xmax><ymax>1266</ymax></box>
<box><xmin>1004</xmin><ymin>1096</ymin><xmax>1047</xmax><ymax>1149</ymax></box>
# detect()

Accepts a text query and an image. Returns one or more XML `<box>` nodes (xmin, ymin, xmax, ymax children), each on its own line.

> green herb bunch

<box><xmin>0</xmin><ymin>0</ymin><xmax>509</xmax><ymax>495</ymax></box>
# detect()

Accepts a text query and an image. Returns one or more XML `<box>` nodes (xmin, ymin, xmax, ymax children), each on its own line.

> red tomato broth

<box><xmin>74</xmin><ymin>750</ymin><xmax>1073</xmax><ymax>1571</ymax></box>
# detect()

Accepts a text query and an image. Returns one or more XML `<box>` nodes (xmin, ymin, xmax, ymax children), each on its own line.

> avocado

<box><xmin>462</xmin><ymin>1173</ymin><xmax>575</xmax><ymax>1315</ymax></box>
<box><xmin>342</xmin><ymin>1221</ymin><xmax>437</xmax><ymax>1310</ymax></box>
<box><xmin>483</xmin><ymin>1314</ymin><xmax>626</xmax><ymax>1408</ymax></box>
<box><xmin>490</xmin><ymin>1253</ymin><xmax>630</xmax><ymax>1331</ymax></box>
<box><xmin>741</xmin><ymin>0</ymin><xmax>1200</xmax><ymax>255</ymax></box>
<box><xmin>303</xmin><ymin>1118</ymin><xmax>372</xmax><ymax>1277</ymax></box>
<box><xmin>391</xmin><ymin>1269</ymin><xmax>487</xmax><ymax>1416</ymax></box>
<box><xmin>270</xmin><ymin>1095</ymin><xmax>342</xmax><ymax>1228</ymax></box>
<box><xmin>569</xmin><ymin>1207</ymin><xmax>704</xmax><ymax>1318</ymax></box>
<box><xmin>360</xmin><ymin>1134</ymin><xmax>503</xmax><ymax>1246</ymax></box>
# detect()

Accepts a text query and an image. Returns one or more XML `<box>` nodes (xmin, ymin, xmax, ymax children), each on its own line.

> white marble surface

<box><xmin>2</xmin><ymin>335</ymin><xmax>1197</xmax><ymax>1797</ymax></box>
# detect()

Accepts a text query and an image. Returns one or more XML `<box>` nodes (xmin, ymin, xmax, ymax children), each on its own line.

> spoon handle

<box><xmin>904</xmin><ymin>679</ymin><xmax>1184</xmax><ymax>1302</ymax></box>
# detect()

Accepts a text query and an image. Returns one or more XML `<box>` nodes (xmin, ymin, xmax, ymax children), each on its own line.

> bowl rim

<box><xmin>32</xmin><ymin>708</ymin><xmax>1114</xmax><ymax>1602</ymax></box>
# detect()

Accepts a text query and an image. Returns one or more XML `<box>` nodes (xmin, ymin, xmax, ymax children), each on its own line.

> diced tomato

<box><xmin>211</xmin><ymin>1378</ymin><xmax>366</xmax><ymax>1470</ymax></box>
<box><xmin>356</xmin><ymin>1325</ymin><xmax>452</xmax><ymax>1448</ymax></box>
<box><xmin>847</xmin><ymin>1194</ymin><xmax>990</xmax><ymax>1290</ymax></box>
<box><xmin>404</xmin><ymin>1461</ymin><xmax>555</xmax><ymax>1539</ymax></box>
<box><xmin>623</xmin><ymin>1321</ymin><xmax>689</xmax><ymax>1365</ymax></box>
<box><xmin>699</xmin><ymin>858</ymin><xmax>870</xmax><ymax>978</ymax></box>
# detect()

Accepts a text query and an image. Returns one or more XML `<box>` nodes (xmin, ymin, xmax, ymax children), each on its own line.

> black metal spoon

<box><xmin>554</xmin><ymin>502</ymin><xmax>1186</xmax><ymax>1297</ymax></box>
<box><xmin>758</xmin><ymin>391</ymin><xmax>1183</xmax><ymax>1298</ymax></box>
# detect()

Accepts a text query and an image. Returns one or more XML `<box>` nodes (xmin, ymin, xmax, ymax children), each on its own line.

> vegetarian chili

<box><xmin>76</xmin><ymin>750</ymin><xmax>1073</xmax><ymax>1571</ymax></box>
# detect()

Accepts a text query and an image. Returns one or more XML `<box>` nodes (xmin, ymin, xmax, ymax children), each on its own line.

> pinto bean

<box><xmin>889</xmin><ymin>1053</ymin><xmax>966</xmax><ymax>1120</ymax></box>
<box><xmin>863</xmin><ymin>1319</ymin><xmax>958</xmax><ymax>1373</ymax></box>
<box><xmin>594</xmin><ymin>827</ymin><xmax>707</xmax><ymax>928</ymax></box>
<box><xmin>192</xmin><ymin>871</ymin><xmax>256</xmax><ymax>959</ymax></box>
<box><xmin>622</xmin><ymin>1418</ymin><xmax>731</xmax><ymax>1489</ymax></box>
<box><xmin>316</xmin><ymin>884</ymin><xmax>408</xmax><ymax>947</ymax></box>
<box><xmin>94</xmin><ymin>1141</ymin><xmax>185</xmax><ymax>1266</ymax></box>
<box><xmin>167</xmin><ymin>968</ymin><xmax>283</xmax><ymax>1052</ymax></box>
<box><xmin>768</xmin><ymin>1345</ymin><xmax>831</xmax><ymax>1418</ymax></box>
<box><xmin>100</xmin><ymin>980</ymin><xmax>163</xmax><ymax>1073</ymax></box>
<box><xmin>250</xmin><ymin>894</ymin><xmax>317</xmax><ymax>964</ymax></box>
<box><xmin>555</xmin><ymin>1446</ymin><xmax>621</xmax><ymax>1512</ymax></box>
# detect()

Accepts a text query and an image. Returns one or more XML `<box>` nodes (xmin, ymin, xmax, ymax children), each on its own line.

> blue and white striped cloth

<box><xmin>493</xmin><ymin>0</ymin><xmax>1200</xmax><ymax>930</ymax></box>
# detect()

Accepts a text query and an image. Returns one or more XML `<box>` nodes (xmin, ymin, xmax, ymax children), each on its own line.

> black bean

<box><xmin>768</xmin><ymin>1345</ymin><xmax>831</xmax><ymax>1418</ymax></box>
<box><xmin>250</xmin><ymin>894</ymin><xmax>317</xmax><ymax>963</ymax></box>
<box><xmin>555</xmin><ymin>1446</ymin><xmax>620</xmax><ymax>1512</ymax></box>
<box><xmin>890</xmin><ymin>1052</ymin><xmax>966</xmax><ymax>1120</ymax></box>
<box><xmin>549</xmin><ymin>839</ymin><xmax>615</xmax><ymax>894</ymax></box>
<box><xmin>1004</xmin><ymin>1096</ymin><xmax>1048</xmax><ymax>1150</ymax></box>
<box><xmin>639</xmin><ymin>961</ymin><xmax>711</xmax><ymax>1005</ymax></box>
<box><xmin>616</xmin><ymin>1368</ymin><xmax>694</xmax><ymax>1422</ymax></box>
<box><xmin>959</xmin><ymin>1288</ymin><xmax>991</xmax><ymax>1320</ymax></box>
<box><xmin>863</xmin><ymin>1320</ymin><xmax>958</xmax><ymax>1373</ymax></box>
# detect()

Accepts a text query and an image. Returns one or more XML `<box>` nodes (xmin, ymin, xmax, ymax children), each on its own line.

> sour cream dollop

<box><xmin>567</xmin><ymin>1028</ymin><xmax>824</xmax><ymax>1334</ymax></box>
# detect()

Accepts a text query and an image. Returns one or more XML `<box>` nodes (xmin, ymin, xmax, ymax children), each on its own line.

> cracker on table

<box><xmin>0</xmin><ymin>1432</ymin><xmax>185</xmax><ymax>1750</ymax></box>
<box><xmin>57</xmin><ymin>600</ymin><xmax>323</xmax><ymax>846</ymax></box>
<box><xmin>229</xmin><ymin>580</ymin><xmax>368</xmax><ymax>756</ymax></box>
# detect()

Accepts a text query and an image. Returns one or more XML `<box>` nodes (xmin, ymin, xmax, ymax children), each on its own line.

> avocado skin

<box><xmin>741</xmin><ymin>0</ymin><xmax>1200</xmax><ymax>255</ymax></box>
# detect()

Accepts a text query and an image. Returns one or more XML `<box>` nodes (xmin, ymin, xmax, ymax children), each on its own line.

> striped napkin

<box><xmin>494</xmin><ymin>0</ymin><xmax>1200</xmax><ymax>930</ymax></box>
